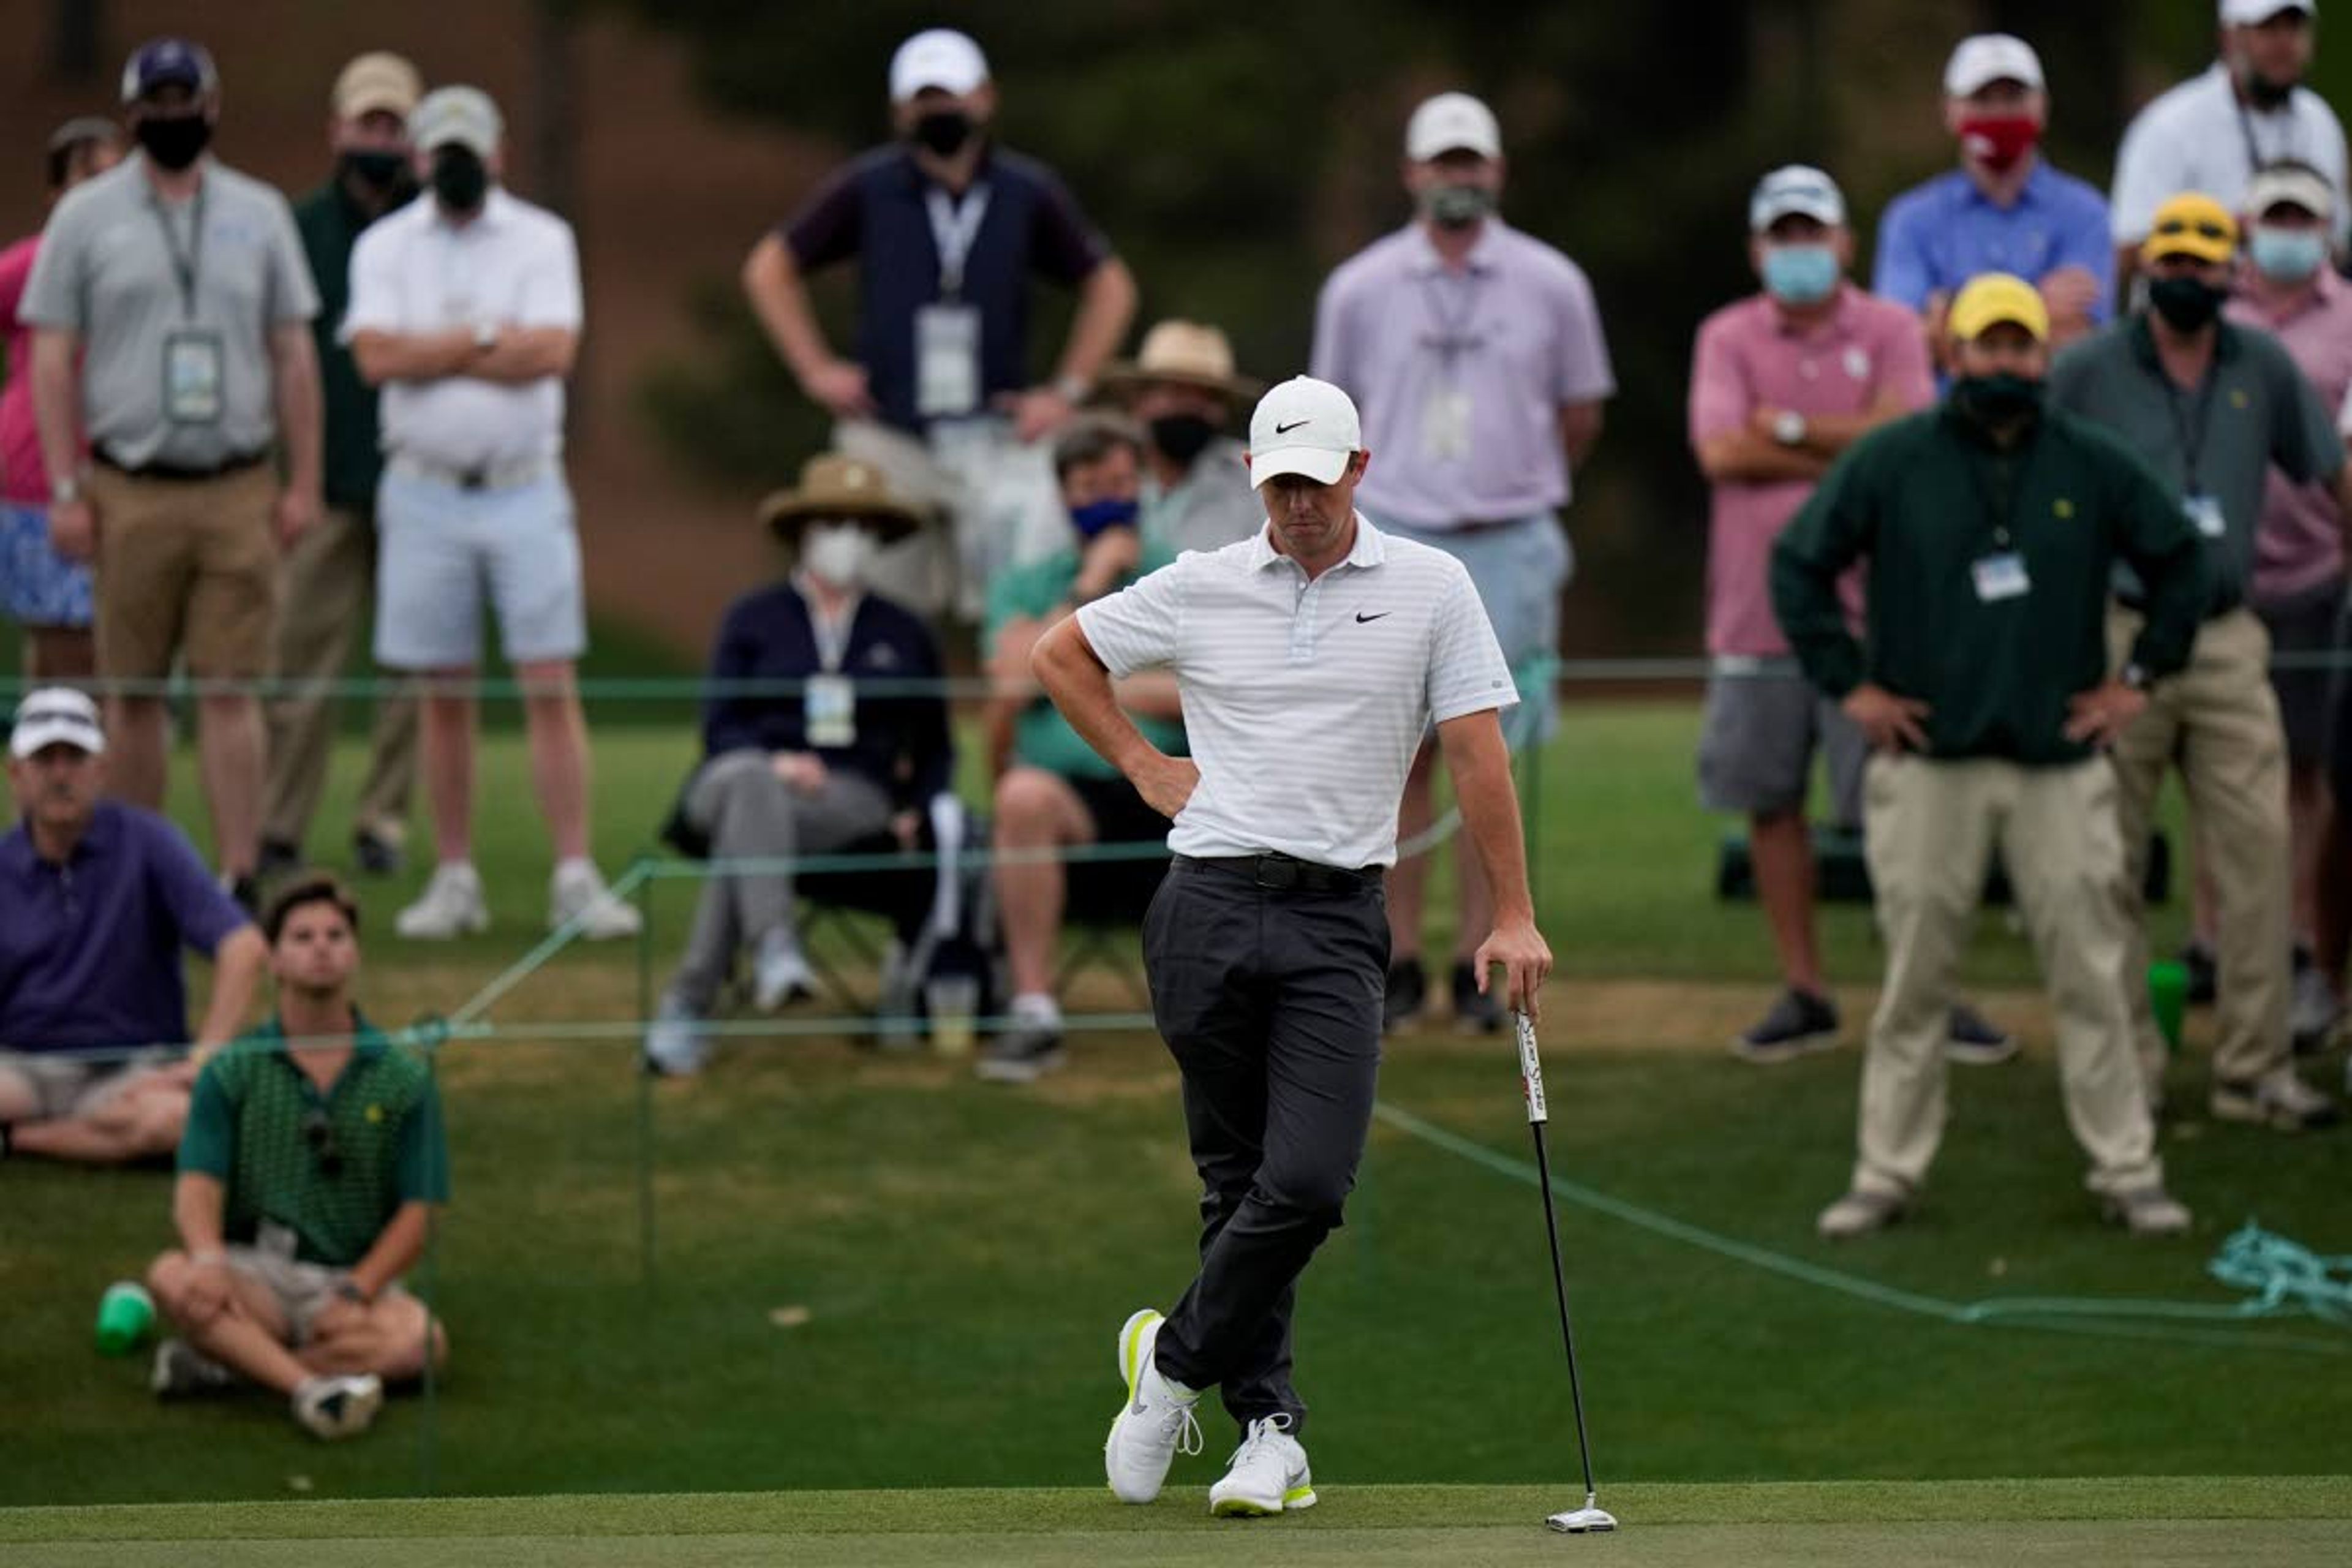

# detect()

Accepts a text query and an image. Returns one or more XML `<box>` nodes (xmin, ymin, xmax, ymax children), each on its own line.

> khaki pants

<box><xmin>2105</xmin><ymin>606</ymin><xmax>2291</xmax><ymax>1088</ymax></box>
<box><xmin>1854</xmin><ymin>753</ymin><xmax>2160</xmax><ymax>1200</ymax></box>
<box><xmin>262</xmin><ymin>503</ymin><xmax>418</xmax><ymax>847</ymax></box>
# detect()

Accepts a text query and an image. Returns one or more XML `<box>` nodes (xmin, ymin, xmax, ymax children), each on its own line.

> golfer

<box><xmin>1033</xmin><ymin>374</ymin><xmax>1550</xmax><ymax>1516</ymax></box>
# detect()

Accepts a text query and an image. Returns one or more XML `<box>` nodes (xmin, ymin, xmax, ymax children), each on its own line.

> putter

<box><xmin>1515</xmin><ymin>1008</ymin><xmax>1617</xmax><ymax>1536</ymax></box>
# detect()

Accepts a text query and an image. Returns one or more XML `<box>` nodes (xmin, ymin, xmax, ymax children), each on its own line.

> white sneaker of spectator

<box><xmin>292</xmin><ymin>1373</ymin><xmax>382</xmax><ymax>1439</ymax></box>
<box><xmin>643</xmin><ymin>993</ymin><xmax>712</xmax><ymax>1077</ymax></box>
<box><xmin>752</xmin><ymin>928</ymin><xmax>816</xmax><ymax>1011</ymax></box>
<box><xmin>396</xmin><ymin>862</ymin><xmax>490</xmax><ymax>940</ymax></box>
<box><xmin>549</xmin><ymin>859</ymin><xmax>642</xmax><ymax>940</ymax></box>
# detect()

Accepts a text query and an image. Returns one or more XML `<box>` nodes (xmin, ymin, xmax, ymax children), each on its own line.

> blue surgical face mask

<box><xmin>2250</xmin><ymin>225</ymin><xmax>2329</xmax><ymax>284</ymax></box>
<box><xmin>1760</xmin><ymin>243</ymin><xmax>1840</xmax><ymax>306</ymax></box>
<box><xmin>1069</xmin><ymin>496</ymin><xmax>1140</xmax><ymax>540</ymax></box>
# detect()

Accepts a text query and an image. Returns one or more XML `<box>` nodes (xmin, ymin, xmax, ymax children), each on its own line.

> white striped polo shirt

<box><xmin>1077</xmin><ymin>514</ymin><xmax>1515</xmax><ymax>869</ymax></box>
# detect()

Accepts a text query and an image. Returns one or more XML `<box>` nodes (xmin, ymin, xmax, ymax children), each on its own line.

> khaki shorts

<box><xmin>0</xmin><ymin>1047</ymin><xmax>175</xmax><ymax>1120</ymax></box>
<box><xmin>89</xmin><ymin>461</ymin><xmax>279</xmax><ymax>680</ymax></box>
<box><xmin>222</xmin><ymin>1245</ymin><xmax>414</xmax><ymax>1346</ymax></box>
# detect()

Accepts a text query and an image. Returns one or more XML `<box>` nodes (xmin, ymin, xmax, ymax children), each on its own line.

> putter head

<box><xmin>1546</xmin><ymin>1505</ymin><xmax>1618</xmax><ymax>1534</ymax></box>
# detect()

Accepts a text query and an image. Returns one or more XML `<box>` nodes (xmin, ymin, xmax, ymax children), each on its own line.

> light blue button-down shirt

<box><xmin>1871</xmin><ymin>160</ymin><xmax>2113</xmax><ymax>322</ymax></box>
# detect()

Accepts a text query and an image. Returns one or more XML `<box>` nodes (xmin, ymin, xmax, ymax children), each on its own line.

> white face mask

<box><xmin>801</xmin><ymin>522</ymin><xmax>875</xmax><ymax>588</ymax></box>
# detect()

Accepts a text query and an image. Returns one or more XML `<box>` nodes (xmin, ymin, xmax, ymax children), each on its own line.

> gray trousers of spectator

<box><xmin>1141</xmin><ymin>857</ymin><xmax>1389</xmax><ymax>1441</ymax></box>
<box><xmin>668</xmin><ymin>748</ymin><xmax>893</xmax><ymax>1012</ymax></box>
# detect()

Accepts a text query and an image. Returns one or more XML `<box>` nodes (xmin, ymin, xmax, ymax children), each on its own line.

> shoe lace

<box><xmin>1158</xmin><ymin>1396</ymin><xmax>1204</xmax><ymax>1458</ymax></box>
<box><xmin>1224</xmin><ymin>1411</ymin><xmax>1293</xmax><ymax>1469</ymax></box>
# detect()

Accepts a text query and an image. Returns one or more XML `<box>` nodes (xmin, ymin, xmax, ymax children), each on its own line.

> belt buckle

<box><xmin>1253</xmin><ymin>855</ymin><xmax>1299</xmax><ymax>891</ymax></box>
<box><xmin>458</xmin><ymin>468</ymin><xmax>488</xmax><ymax>492</ymax></box>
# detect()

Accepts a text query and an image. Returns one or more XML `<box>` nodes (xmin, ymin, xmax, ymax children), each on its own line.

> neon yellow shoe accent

<box><xmin>1283</xmin><ymin>1483</ymin><xmax>1318</xmax><ymax>1509</ymax></box>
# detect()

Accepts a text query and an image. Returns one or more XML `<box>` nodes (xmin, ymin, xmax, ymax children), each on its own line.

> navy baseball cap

<box><xmin>120</xmin><ymin>37</ymin><xmax>219</xmax><ymax>105</ymax></box>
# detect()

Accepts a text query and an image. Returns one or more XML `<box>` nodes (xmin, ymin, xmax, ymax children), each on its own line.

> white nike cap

<box><xmin>1248</xmin><ymin>377</ymin><xmax>1362</xmax><ymax>489</ymax></box>
<box><xmin>889</xmin><ymin>29</ymin><xmax>989</xmax><ymax>103</ymax></box>
<box><xmin>9</xmin><ymin>686</ymin><xmax>105</xmax><ymax>759</ymax></box>
<box><xmin>1943</xmin><ymin>34</ymin><xmax>2045</xmax><ymax>98</ymax></box>
<box><xmin>2220</xmin><ymin>1</ymin><xmax>2314</xmax><ymax>26</ymax></box>
<box><xmin>1405</xmin><ymin>92</ymin><xmax>1502</xmax><ymax>162</ymax></box>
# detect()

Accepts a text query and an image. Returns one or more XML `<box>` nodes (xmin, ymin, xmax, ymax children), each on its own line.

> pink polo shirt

<box><xmin>2226</xmin><ymin>270</ymin><xmax>2352</xmax><ymax>609</ymax></box>
<box><xmin>0</xmin><ymin>236</ymin><xmax>45</xmax><ymax>503</ymax></box>
<box><xmin>1688</xmin><ymin>285</ymin><xmax>1934</xmax><ymax>657</ymax></box>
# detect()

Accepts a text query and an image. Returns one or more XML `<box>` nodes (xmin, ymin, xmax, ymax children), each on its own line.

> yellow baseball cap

<box><xmin>2142</xmin><ymin>193</ymin><xmax>2239</xmax><ymax>266</ymax></box>
<box><xmin>1948</xmin><ymin>273</ymin><xmax>2050</xmax><ymax>344</ymax></box>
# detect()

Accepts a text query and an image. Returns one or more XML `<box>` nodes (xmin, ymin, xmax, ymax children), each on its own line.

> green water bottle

<box><xmin>95</xmin><ymin>1280</ymin><xmax>156</xmax><ymax>1356</ymax></box>
<box><xmin>2147</xmin><ymin>960</ymin><xmax>2189</xmax><ymax>1056</ymax></box>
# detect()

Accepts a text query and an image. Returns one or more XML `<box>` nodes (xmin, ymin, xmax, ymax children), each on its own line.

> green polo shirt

<box><xmin>2046</xmin><ymin>315</ymin><xmax>2343</xmax><ymax>617</ymax></box>
<box><xmin>1771</xmin><ymin>402</ymin><xmax>2208</xmax><ymax>765</ymax></box>
<box><xmin>987</xmin><ymin>543</ymin><xmax>1187</xmax><ymax>780</ymax></box>
<box><xmin>178</xmin><ymin>1014</ymin><xmax>450</xmax><ymax>1268</ymax></box>
<box><xmin>293</xmin><ymin>179</ymin><xmax>414</xmax><ymax>510</ymax></box>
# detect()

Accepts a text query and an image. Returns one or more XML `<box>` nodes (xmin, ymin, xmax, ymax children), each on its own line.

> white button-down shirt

<box><xmin>342</xmin><ymin>187</ymin><xmax>582</xmax><ymax>469</ymax></box>
<box><xmin>1077</xmin><ymin>515</ymin><xmax>1515</xmax><ymax>869</ymax></box>
<box><xmin>2111</xmin><ymin>62</ymin><xmax>2351</xmax><ymax>248</ymax></box>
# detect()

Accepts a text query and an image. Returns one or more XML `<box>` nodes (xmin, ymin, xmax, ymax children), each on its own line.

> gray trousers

<box><xmin>669</xmin><ymin>749</ymin><xmax>894</xmax><ymax>1011</ymax></box>
<box><xmin>1141</xmin><ymin>857</ymin><xmax>1389</xmax><ymax>1441</ymax></box>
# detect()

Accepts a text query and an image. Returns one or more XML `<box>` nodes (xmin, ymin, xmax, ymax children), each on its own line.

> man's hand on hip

<box><xmin>1004</xmin><ymin>386</ymin><xmax>1078</xmax><ymax>445</ymax></box>
<box><xmin>1473</xmin><ymin>917</ymin><xmax>1553</xmax><ymax>1023</ymax></box>
<box><xmin>2064</xmin><ymin>679</ymin><xmax>2148</xmax><ymax>748</ymax></box>
<box><xmin>1842</xmin><ymin>682</ymin><xmax>1931</xmax><ymax>753</ymax></box>
<box><xmin>1131</xmin><ymin>754</ymin><xmax>1198</xmax><ymax>820</ymax></box>
<box><xmin>802</xmin><ymin>358</ymin><xmax>877</xmax><ymax>421</ymax></box>
<box><xmin>273</xmin><ymin>487</ymin><xmax>321</xmax><ymax>549</ymax></box>
<box><xmin>48</xmin><ymin>498</ymin><xmax>96</xmax><ymax>562</ymax></box>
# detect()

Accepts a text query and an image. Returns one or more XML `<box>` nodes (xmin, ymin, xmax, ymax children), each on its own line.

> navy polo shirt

<box><xmin>781</xmin><ymin>142</ymin><xmax>1111</xmax><ymax>433</ymax></box>
<box><xmin>0</xmin><ymin>802</ymin><xmax>251</xmax><ymax>1055</ymax></box>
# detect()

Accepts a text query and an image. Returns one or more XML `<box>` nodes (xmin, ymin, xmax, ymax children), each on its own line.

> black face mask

<box><xmin>135</xmin><ymin>113</ymin><xmax>211</xmax><ymax>172</ymax></box>
<box><xmin>911</xmin><ymin>109</ymin><xmax>976</xmax><ymax>157</ymax></box>
<box><xmin>1147</xmin><ymin>413</ymin><xmax>1219</xmax><ymax>467</ymax></box>
<box><xmin>431</xmin><ymin>147</ymin><xmax>489</xmax><ymax>214</ymax></box>
<box><xmin>1951</xmin><ymin>372</ymin><xmax>2045</xmax><ymax>428</ymax></box>
<box><xmin>339</xmin><ymin>148</ymin><xmax>410</xmax><ymax>195</ymax></box>
<box><xmin>2148</xmin><ymin>276</ymin><xmax>2228</xmax><ymax>333</ymax></box>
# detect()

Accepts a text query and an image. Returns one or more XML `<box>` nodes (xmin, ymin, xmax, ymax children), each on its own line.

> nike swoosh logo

<box><xmin>1275</xmin><ymin>420</ymin><xmax>1309</xmax><ymax>434</ymax></box>
<box><xmin>1355</xmin><ymin>611</ymin><xmax>1391</xmax><ymax>623</ymax></box>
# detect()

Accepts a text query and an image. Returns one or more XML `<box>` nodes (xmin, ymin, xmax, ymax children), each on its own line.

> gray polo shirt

<box><xmin>20</xmin><ymin>152</ymin><xmax>317</xmax><ymax>470</ymax></box>
<box><xmin>2048</xmin><ymin>314</ymin><xmax>2342</xmax><ymax>616</ymax></box>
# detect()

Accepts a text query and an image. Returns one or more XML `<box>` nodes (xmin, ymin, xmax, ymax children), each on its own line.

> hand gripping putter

<box><xmin>1514</xmin><ymin>1008</ymin><xmax>1616</xmax><ymax>1535</ymax></box>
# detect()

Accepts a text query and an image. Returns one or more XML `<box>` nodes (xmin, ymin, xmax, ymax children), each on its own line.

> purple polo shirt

<box><xmin>1689</xmin><ymin>285</ymin><xmax>1936</xmax><ymax>657</ymax></box>
<box><xmin>2226</xmin><ymin>269</ymin><xmax>2352</xmax><ymax>608</ymax></box>
<box><xmin>0</xmin><ymin>801</ymin><xmax>249</xmax><ymax>1055</ymax></box>
<box><xmin>1311</xmin><ymin>219</ymin><xmax>1614</xmax><ymax>529</ymax></box>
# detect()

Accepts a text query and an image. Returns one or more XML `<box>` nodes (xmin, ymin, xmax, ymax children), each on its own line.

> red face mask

<box><xmin>1958</xmin><ymin>115</ymin><xmax>2041</xmax><ymax>173</ymax></box>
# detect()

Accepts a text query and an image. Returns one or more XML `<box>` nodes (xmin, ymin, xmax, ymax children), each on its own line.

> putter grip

<box><xmin>1515</xmin><ymin>1010</ymin><xmax>1549</xmax><ymax>1126</ymax></box>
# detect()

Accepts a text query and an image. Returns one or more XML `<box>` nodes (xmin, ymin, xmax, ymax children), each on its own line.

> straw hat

<box><xmin>1099</xmin><ymin>320</ymin><xmax>1264</xmax><ymax>404</ymax></box>
<box><xmin>758</xmin><ymin>453</ymin><xmax>930</xmax><ymax>543</ymax></box>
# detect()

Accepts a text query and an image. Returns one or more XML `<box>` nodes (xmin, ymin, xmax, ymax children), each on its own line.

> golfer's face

<box><xmin>9</xmin><ymin>744</ymin><xmax>101</xmax><ymax>835</ymax></box>
<box><xmin>274</xmin><ymin>903</ymin><xmax>360</xmax><ymax>995</ymax></box>
<box><xmin>1259</xmin><ymin>453</ymin><xmax>1366</xmax><ymax>557</ymax></box>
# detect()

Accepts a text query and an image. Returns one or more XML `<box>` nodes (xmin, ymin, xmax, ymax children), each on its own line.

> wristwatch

<box><xmin>1772</xmin><ymin>409</ymin><xmax>1809</xmax><ymax>447</ymax></box>
<box><xmin>2119</xmin><ymin>662</ymin><xmax>2154</xmax><ymax>692</ymax></box>
<box><xmin>1050</xmin><ymin>374</ymin><xmax>1090</xmax><ymax>404</ymax></box>
<box><xmin>50</xmin><ymin>473</ymin><xmax>81</xmax><ymax>506</ymax></box>
<box><xmin>335</xmin><ymin>1280</ymin><xmax>371</xmax><ymax>1305</ymax></box>
<box><xmin>473</xmin><ymin>321</ymin><xmax>500</xmax><ymax>354</ymax></box>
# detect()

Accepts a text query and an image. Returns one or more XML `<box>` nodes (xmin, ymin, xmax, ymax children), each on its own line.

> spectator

<box><xmin>146</xmin><ymin>873</ymin><xmax>450</xmax><ymax>1441</ymax></box>
<box><xmin>979</xmin><ymin>415</ymin><xmax>1184</xmax><ymax>1084</ymax></box>
<box><xmin>1100</xmin><ymin>320</ymin><xmax>1265</xmax><ymax>556</ymax></box>
<box><xmin>1692</xmin><ymin>168</ymin><xmax>2018</xmax><ymax>1065</ymax></box>
<box><xmin>1873</xmin><ymin>35</ymin><xmax>2112</xmax><ymax>362</ymax></box>
<box><xmin>643</xmin><ymin>455</ymin><xmax>954</xmax><ymax>1076</ymax></box>
<box><xmin>22</xmin><ymin>38</ymin><xmax>325</xmax><ymax>908</ymax></box>
<box><xmin>2048</xmin><ymin>193</ymin><xmax>2343</xmax><ymax>1130</ymax></box>
<box><xmin>345</xmin><ymin>86</ymin><xmax>638</xmax><ymax>943</ymax></box>
<box><xmin>1771</xmin><ymin>274</ymin><xmax>2206</xmax><ymax>1238</ymax></box>
<box><xmin>2226</xmin><ymin>160</ymin><xmax>2352</xmax><ymax>1052</ymax></box>
<box><xmin>0</xmin><ymin>688</ymin><xmax>266</xmax><ymax>1166</ymax></box>
<box><xmin>0</xmin><ymin>116</ymin><xmax>123</xmax><ymax>682</ymax></box>
<box><xmin>2111</xmin><ymin>1</ymin><xmax>2348</xmax><ymax>290</ymax></box>
<box><xmin>742</xmin><ymin>27</ymin><xmax>1137</xmax><ymax>620</ymax></box>
<box><xmin>260</xmin><ymin>53</ymin><xmax>426</xmax><ymax>884</ymax></box>
<box><xmin>1312</xmin><ymin>91</ymin><xmax>1613</xmax><ymax>1034</ymax></box>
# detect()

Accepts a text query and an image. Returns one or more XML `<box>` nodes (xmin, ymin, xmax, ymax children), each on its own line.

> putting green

<box><xmin>5</xmin><ymin>1479</ymin><xmax>2347</xmax><ymax>1566</ymax></box>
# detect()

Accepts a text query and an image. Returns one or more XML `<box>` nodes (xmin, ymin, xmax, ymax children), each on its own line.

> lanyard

<box><xmin>924</xmin><ymin>183</ymin><xmax>992</xmax><ymax>300</ymax></box>
<box><xmin>1418</xmin><ymin>266</ymin><xmax>1485</xmax><ymax>368</ymax></box>
<box><xmin>2234</xmin><ymin>96</ymin><xmax>2299</xmax><ymax>181</ymax></box>
<box><xmin>147</xmin><ymin>184</ymin><xmax>208</xmax><ymax>320</ymax></box>
<box><xmin>809</xmin><ymin>593</ymin><xmax>859</xmax><ymax>672</ymax></box>
<box><xmin>1956</xmin><ymin>424</ymin><xmax>2043</xmax><ymax>552</ymax></box>
<box><xmin>2165</xmin><ymin>369</ymin><xmax>2220</xmax><ymax>494</ymax></box>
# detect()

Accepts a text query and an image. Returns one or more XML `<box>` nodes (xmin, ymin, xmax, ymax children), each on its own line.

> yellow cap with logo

<box><xmin>1948</xmin><ymin>273</ymin><xmax>2050</xmax><ymax>344</ymax></box>
<box><xmin>2141</xmin><ymin>193</ymin><xmax>2239</xmax><ymax>266</ymax></box>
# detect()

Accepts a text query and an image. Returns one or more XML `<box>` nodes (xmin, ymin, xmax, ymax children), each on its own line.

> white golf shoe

<box><xmin>396</xmin><ymin>862</ymin><xmax>489</xmax><ymax>940</ymax></box>
<box><xmin>1104</xmin><ymin>1308</ymin><xmax>1200</xmax><ymax>1504</ymax></box>
<box><xmin>549</xmin><ymin>861</ymin><xmax>642</xmax><ymax>940</ymax></box>
<box><xmin>292</xmin><ymin>1373</ymin><xmax>383</xmax><ymax>1439</ymax></box>
<box><xmin>1208</xmin><ymin>1412</ymin><xmax>1316</xmax><ymax>1518</ymax></box>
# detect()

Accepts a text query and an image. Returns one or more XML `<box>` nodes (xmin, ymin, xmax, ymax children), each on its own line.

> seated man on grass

<box><xmin>1</xmin><ymin>688</ymin><xmax>265</xmax><ymax>1165</ymax></box>
<box><xmin>980</xmin><ymin>415</ymin><xmax>1183</xmax><ymax>1083</ymax></box>
<box><xmin>146</xmin><ymin>873</ymin><xmax>450</xmax><ymax>1440</ymax></box>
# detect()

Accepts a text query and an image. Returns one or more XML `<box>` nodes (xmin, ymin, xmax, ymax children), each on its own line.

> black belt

<box><xmin>2115</xmin><ymin>587</ymin><xmax>2242</xmax><ymax>622</ymax></box>
<box><xmin>1175</xmin><ymin>852</ymin><xmax>1381</xmax><ymax>893</ymax></box>
<box><xmin>94</xmin><ymin>450</ymin><xmax>268</xmax><ymax>483</ymax></box>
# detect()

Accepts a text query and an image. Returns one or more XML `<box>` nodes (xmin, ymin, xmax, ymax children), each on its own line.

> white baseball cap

<box><xmin>9</xmin><ymin>687</ymin><xmax>105</xmax><ymax>759</ymax></box>
<box><xmin>1405</xmin><ymin>92</ymin><xmax>1501</xmax><ymax>162</ymax></box>
<box><xmin>889</xmin><ymin>29</ymin><xmax>989</xmax><ymax>103</ymax></box>
<box><xmin>2247</xmin><ymin>161</ymin><xmax>2336</xmax><ymax>219</ymax></box>
<box><xmin>1248</xmin><ymin>377</ymin><xmax>1362</xmax><ymax>489</ymax></box>
<box><xmin>1944</xmin><ymin>34</ymin><xmax>2046</xmax><ymax>97</ymax></box>
<box><xmin>1749</xmin><ymin>165</ymin><xmax>1846</xmax><ymax>232</ymax></box>
<box><xmin>2221</xmin><ymin>1</ymin><xmax>2315</xmax><ymax>25</ymax></box>
<box><xmin>409</xmin><ymin>86</ymin><xmax>503</xmax><ymax>157</ymax></box>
